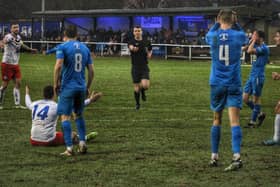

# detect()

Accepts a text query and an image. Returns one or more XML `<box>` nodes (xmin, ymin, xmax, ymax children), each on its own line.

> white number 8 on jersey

<box><xmin>75</xmin><ymin>53</ymin><xmax>82</xmax><ymax>72</ymax></box>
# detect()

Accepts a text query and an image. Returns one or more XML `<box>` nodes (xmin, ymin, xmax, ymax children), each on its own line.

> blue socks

<box><xmin>252</xmin><ymin>104</ymin><xmax>261</xmax><ymax>122</ymax></box>
<box><xmin>75</xmin><ymin>117</ymin><xmax>86</xmax><ymax>141</ymax></box>
<box><xmin>246</xmin><ymin>100</ymin><xmax>261</xmax><ymax>122</ymax></box>
<box><xmin>231</xmin><ymin>126</ymin><xmax>242</xmax><ymax>154</ymax></box>
<box><xmin>246</xmin><ymin>100</ymin><xmax>254</xmax><ymax>110</ymax></box>
<box><xmin>211</xmin><ymin>126</ymin><xmax>221</xmax><ymax>154</ymax></box>
<box><xmin>62</xmin><ymin>120</ymin><xmax>72</xmax><ymax>147</ymax></box>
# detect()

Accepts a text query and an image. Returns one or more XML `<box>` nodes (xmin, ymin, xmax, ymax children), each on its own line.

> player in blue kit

<box><xmin>206</xmin><ymin>9</ymin><xmax>247</xmax><ymax>171</ymax></box>
<box><xmin>243</xmin><ymin>30</ymin><xmax>269</xmax><ymax>128</ymax></box>
<box><xmin>54</xmin><ymin>25</ymin><xmax>94</xmax><ymax>156</ymax></box>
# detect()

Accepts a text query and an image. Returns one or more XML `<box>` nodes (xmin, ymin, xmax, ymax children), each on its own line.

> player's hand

<box><xmin>25</xmin><ymin>85</ymin><xmax>30</xmax><ymax>95</ymax></box>
<box><xmin>89</xmin><ymin>91</ymin><xmax>103</xmax><ymax>103</ymax></box>
<box><xmin>232</xmin><ymin>10</ymin><xmax>237</xmax><ymax>23</ymax></box>
<box><xmin>31</xmin><ymin>48</ymin><xmax>38</xmax><ymax>53</ymax></box>
<box><xmin>272</xmin><ymin>72</ymin><xmax>280</xmax><ymax>80</ymax></box>
<box><xmin>54</xmin><ymin>85</ymin><xmax>60</xmax><ymax>96</ymax></box>
<box><xmin>134</xmin><ymin>46</ymin><xmax>139</xmax><ymax>52</ymax></box>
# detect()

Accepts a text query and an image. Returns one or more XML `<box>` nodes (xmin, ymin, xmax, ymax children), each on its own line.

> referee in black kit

<box><xmin>128</xmin><ymin>26</ymin><xmax>152</xmax><ymax>110</ymax></box>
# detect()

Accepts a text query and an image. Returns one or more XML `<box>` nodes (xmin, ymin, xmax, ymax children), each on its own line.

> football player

<box><xmin>128</xmin><ymin>26</ymin><xmax>152</xmax><ymax>110</ymax></box>
<box><xmin>0</xmin><ymin>23</ymin><xmax>37</xmax><ymax>109</ymax></box>
<box><xmin>243</xmin><ymin>30</ymin><xmax>269</xmax><ymax>128</ymax></box>
<box><xmin>25</xmin><ymin>85</ymin><xmax>102</xmax><ymax>146</ymax></box>
<box><xmin>206</xmin><ymin>9</ymin><xmax>247</xmax><ymax>171</ymax></box>
<box><xmin>54</xmin><ymin>25</ymin><xmax>94</xmax><ymax>156</ymax></box>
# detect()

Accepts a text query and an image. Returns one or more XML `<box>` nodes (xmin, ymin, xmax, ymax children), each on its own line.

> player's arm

<box><xmin>147</xmin><ymin>41</ymin><xmax>152</xmax><ymax>59</ymax></box>
<box><xmin>25</xmin><ymin>85</ymin><xmax>33</xmax><ymax>110</ymax></box>
<box><xmin>21</xmin><ymin>42</ymin><xmax>38</xmax><ymax>53</ymax></box>
<box><xmin>0</xmin><ymin>40</ymin><xmax>4</xmax><ymax>48</ymax></box>
<box><xmin>128</xmin><ymin>42</ymin><xmax>139</xmax><ymax>52</ymax></box>
<box><xmin>247</xmin><ymin>38</ymin><xmax>257</xmax><ymax>54</ymax></box>
<box><xmin>242</xmin><ymin>45</ymin><xmax>248</xmax><ymax>51</ymax></box>
<box><xmin>84</xmin><ymin>91</ymin><xmax>103</xmax><ymax>106</ymax></box>
<box><xmin>86</xmin><ymin>63</ymin><xmax>94</xmax><ymax>96</ymax></box>
<box><xmin>231</xmin><ymin>11</ymin><xmax>244</xmax><ymax>31</ymax></box>
<box><xmin>54</xmin><ymin>59</ymin><xmax>63</xmax><ymax>96</ymax></box>
<box><xmin>45</xmin><ymin>47</ymin><xmax>57</xmax><ymax>55</ymax></box>
<box><xmin>208</xmin><ymin>23</ymin><xmax>220</xmax><ymax>32</ymax></box>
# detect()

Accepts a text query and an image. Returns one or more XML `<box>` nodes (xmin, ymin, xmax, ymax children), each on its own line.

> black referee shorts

<box><xmin>131</xmin><ymin>66</ymin><xmax>150</xmax><ymax>84</ymax></box>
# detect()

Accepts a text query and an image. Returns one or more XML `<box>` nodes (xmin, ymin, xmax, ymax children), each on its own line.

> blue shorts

<box><xmin>210</xmin><ymin>86</ymin><xmax>242</xmax><ymax>112</ymax></box>
<box><xmin>57</xmin><ymin>89</ymin><xmax>86</xmax><ymax>116</ymax></box>
<box><xmin>243</xmin><ymin>77</ymin><xmax>264</xmax><ymax>97</ymax></box>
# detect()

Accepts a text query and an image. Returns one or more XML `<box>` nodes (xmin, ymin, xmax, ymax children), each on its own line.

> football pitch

<box><xmin>0</xmin><ymin>54</ymin><xmax>280</xmax><ymax>186</ymax></box>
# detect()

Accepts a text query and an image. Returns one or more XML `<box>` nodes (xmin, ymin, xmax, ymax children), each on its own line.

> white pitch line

<box><xmin>242</xmin><ymin>64</ymin><xmax>280</xmax><ymax>69</ymax></box>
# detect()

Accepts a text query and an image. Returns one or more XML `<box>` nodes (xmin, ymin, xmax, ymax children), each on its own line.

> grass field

<box><xmin>0</xmin><ymin>54</ymin><xmax>280</xmax><ymax>186</ymax></box>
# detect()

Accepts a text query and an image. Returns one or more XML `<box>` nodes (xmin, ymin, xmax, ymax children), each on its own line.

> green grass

<box><xmin>0</xmin><ymin>54</ymin><xmax>280</xmax><ymax>186</ymax></box>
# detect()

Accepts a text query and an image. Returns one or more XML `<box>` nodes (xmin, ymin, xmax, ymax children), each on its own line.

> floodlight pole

<box><xmin>41</xmin><ymin>0</ymin><xmax>45</xmax><ymax>39</ymax></box>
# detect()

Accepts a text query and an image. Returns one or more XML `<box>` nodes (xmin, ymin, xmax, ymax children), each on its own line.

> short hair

<box><xmin>133</xmin><ymin>25</ymin><xmax>142</xmax><ymax>29</ymax></box>
<box><xmin>256</xmin><ymin>30</ymin><xmax>265</xmax><ymax>40</ymax></box>
<box><xmin>218</xmin><ymin>9</ymin><xmax>234</xmax><ymax>24</ymax></box>
<box><xmin>64</xmin><ymin>25</ymin><xmax>77</xmax><ymax>38</ymax></box>
<box><xmin>43</xmin><ymin>85</ymin><xmax>54</xmax><ymax>100</ymax></box>
<box><xmin>10</xmin><ymin>22</ymin><xmax>19</xmax><ymax>27</ymax></box>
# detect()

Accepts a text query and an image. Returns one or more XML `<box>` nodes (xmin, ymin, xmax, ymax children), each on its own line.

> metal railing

<box><xmin>24</xmin><ymin>41</ymin><xmax>279</xmax><ymax>61</ymax></box>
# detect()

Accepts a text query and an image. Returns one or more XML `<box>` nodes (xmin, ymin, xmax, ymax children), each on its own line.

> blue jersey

<box><xmin>56</xmin><ymin>40</ymin><xmax>92</xmax><ymax>91</ymax></box>
<box><xmin>206</xmin><ymin>23</ymin><xmax>247</xmax><ymax>87</ymax></box>
<box><xmin>46</xmin><ymin>44</ymin><xmax>61</xmax><ymax>55</ymax></box>
<box><xmin>249</xmin><ymin>44</ymin><xmax>269</xmax><ymax>78</ymax></box>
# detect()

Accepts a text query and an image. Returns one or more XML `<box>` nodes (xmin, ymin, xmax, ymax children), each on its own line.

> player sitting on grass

<box><xmin>25</xmin><ymin>85</ymin><xmax>102</xmax><ymax>146</ymax></box>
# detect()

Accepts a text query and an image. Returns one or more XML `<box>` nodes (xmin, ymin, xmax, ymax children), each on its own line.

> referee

<box><xmin>128</xmin><ymin>26</ymin><xmax>152</xmax><ymax>110</ymax></box>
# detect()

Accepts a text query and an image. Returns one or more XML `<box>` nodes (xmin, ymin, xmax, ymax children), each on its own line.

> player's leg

<box><xmin>263</xmin><ymin>114</ymin><xmax>280</xmax><ymax>146</ymax></box>
<box><xmin>13</xmin><ymin>78</ymin><xmax>21</xmax><ymax>106</ymax></box>
<box><xmin>250</xmin><ymin>95</ymin><xmax>262</xmax><ymax>126</ymax></box>
<box><xmin>267</xmin><ymin>101</ymin><xmax>280</xmax><ymax>145</ymax></box>
<box><xmin>253</xmin><ymin>77</ymin><xmax>265</xmax><ymax>127</ymax></box>
<box><xmin>210</xmin><ymin>111</ymin><xmax>222</xmax><ymax>166</ymax></box>
<box><xmin>0</xmin><ymin>63</ymin><xmax>12</xmax><ymax>107</ymax></box>
<box><xmin>140</xmin><ymin>79</ymin><xmax>149</xmax><ymax>101</ymax></box>
<box><xmin>272</xmin><ymin>114</ymin><xmax>280</xmax><ymax>144</ymax></box>
<box><xmin>243</xmin><ymin>79</ymin><xmax>254</xmax><ymax>110</ymax></box>
<box><xmin>209</xmin><ymin>85</ymin><xmax>226</xmax><ymax>166</ymax></box>
<box><xmin>73</xmin><ymin>90</ymin><xmax>87</xmax><ymax>154</ymax></box>
<box><xmin>13</xmin><ymin>65</ymin><xmax>26</xmax><ymax>108</ymax></box>
<box><xmin>0</xmin><ymin>81</ymin><xmax>8</xmax><ymax>107</ymax></box>
<box><xmin>225</xmin><ymin>107</ymin><xmax>243</xmax><ymax>171</ymax></box>
<box><xmin>132</xmin><ymin>68</ymin><xmax>141</xmax><ymax>110</ymax></box>
<box><xmin>225</xmin><ymin>87</ymin><xmax>243</xmax><ymax>171</ymax></box>
<box><xmin>140</xmin><ymin>69</ymin><xmax>150</xmax><ymax>101</ymax></box>
<box><xmin>60</xmin><ymin>115</ymin><xmax>73</xmax><ymax>155</ymax></box>
<box><xmin>57</xmin><ymin>91</ymin><xmax>74</xmax><ymax>156</ymax></box>
<box><xmin>134</xmin><ymin>83</ymin><xmax>141</xmax><ymax>110</ymax></box>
